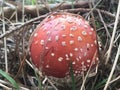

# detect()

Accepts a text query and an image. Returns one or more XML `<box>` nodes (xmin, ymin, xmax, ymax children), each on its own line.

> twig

<box><xmin>22</xmin><ymin>0</ymin><xmax>25</xmax><ymax>23</ymax></box>
<box><xmin>96</xmin><ymin>23</ymin><xmax>114</xmax><ymax>32</ymax></box>
<box><xmin>0</xmin><ymin>79</ymin><xmax>30</xmax><ymax>90</ymax></box>
<box><xmin>25</xmin><ymin>59</ymin><xmax>43</xmax><ymax>77</ymax></box>
<box><xmin>41</xmin><ymin>0</ymin><xmax>52</xmax><ymax>12</ymax></box>
<box><xmin>97</xmin><ymin>10</ymin><xmax>111</xmax><ymax>38</ymax></box>
<box><xmin>63</xmin><ymin>8</ymin><xmax>115</xmax><ymax>18</ymax></box>
<box><xmin>105</xmin><ymin>0</ymin><xmax>120</xmax><ymax>64</ymax></box>
<box><xmin>0</xmin><ymin>1</ymin><xmax>89</xmax><ymax>19</ymax></box>
<box><xmin>114</xmin><ymin>34</ymin><xmax>120</xmax><ymax>44</ymax></box>
<box><xmin>85</xmin><ymin>0</ymin><xmax>102</xmax><ymax>19</ymax></box>
<box><xmin>25</xmin><ymin>59</ymin><xmax>34</xmax><ymax>69</ymax></box>
<box><xmin>103</xmin><ymin>43</ymin><xmax>120</xmax><ymax>90</ymax></box>
<box><xmin>36</xmin><ymin>0</ymin><xmax>40</xmax><ymax>16</ymax></box>
<box><xmin>109</xmin><ymin>75</ymin><xmax>120</xmax><ymax>84</ymax></box>
<box><xmin>0</xmin><ymin>13</ymin><xmax>48</xmax><ymax>39</ymax></box>
<box><xmin>0</xmin><ymin>83</ymin><xmax>11</xmax><ymax>90</ymax></box>
<box><xmin>15</xmin><ymin>52</ymin><xmax>26</xmax><ymax>79</ymax></box>
<box><xmin>47</xmin><ymin>78</ymin><xmax>58</xmax><ymax>90</ymax></box>
<box><xmin>80</xmin><ymin>50</ymin><xmax>97</xmax><ymax>90</ymax></box>
<box><xmin>0</xmin><ymin>8</ymin><xmax>116</xmax><ymax>40</ymax></box>
<box><xmin>1</xmin><ymin>1</ymin><xmax>8</xmax><ymax>73</ymax></box>
<box><xmin>88</xmin><ymin>0</ymin><xmax>96</xmax><ymax>31</ymax></box>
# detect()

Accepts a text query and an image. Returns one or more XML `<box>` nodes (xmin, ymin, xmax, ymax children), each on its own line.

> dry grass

<box><xmin>0</xmin><ymin>0</ymin><xmax>120</xmax><ymax>90</ymax></box>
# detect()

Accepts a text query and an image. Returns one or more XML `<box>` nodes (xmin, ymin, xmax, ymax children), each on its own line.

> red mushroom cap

<box><xmin>29</xmin><ymin>12</ymin><xmax>99</xmax><ymax>78</ymax></box>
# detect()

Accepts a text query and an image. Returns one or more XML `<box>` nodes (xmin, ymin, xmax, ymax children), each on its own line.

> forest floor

<box><xmin>0</xmin><ymin>0</ymin><xmax>120</xmax><ymax>90</ymax></box>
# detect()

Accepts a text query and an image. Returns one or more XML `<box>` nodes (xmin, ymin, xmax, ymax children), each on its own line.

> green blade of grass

<box><xmin>34</xmin><ymin>70</ymin><xmax>43</xmax><ymax>90</ymax></box>
<box><xmin>0</xmin><ymin>69</ymin><xmax>19</xmax><ymax>89</ymax></box>
<box><xmin>71</xmin><ymin>0</ymin><xmax>74</xmax><ymax>9</ymax></box>
<box><xmin>94</xmin><ymin>79</ymin><xmax>107</xmax><ymax>90</ymax></box>
<box><xmin>69</xmin><ymin>61</ymin><xmax>76</xmax><ymax>90</ymax></box>
<box><xmin>31</xmin><ymin>0</ymin><xmax>36</xmax><ymax>5</ymax></box>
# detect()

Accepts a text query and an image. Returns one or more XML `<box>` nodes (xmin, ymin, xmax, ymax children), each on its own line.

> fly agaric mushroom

<box><xmin>29</xmin><ymin>12</ymin><xmax>99</xmax><ymax>78</ymax></box>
